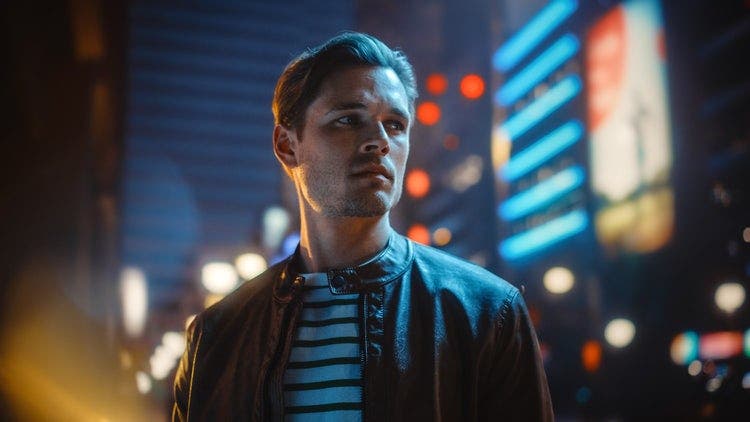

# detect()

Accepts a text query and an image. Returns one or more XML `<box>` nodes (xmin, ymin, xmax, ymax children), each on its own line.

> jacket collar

<box><xmin>274</xmin><ymin>231</ymin><xmax>414</xmax><ymax>301</ymax></box>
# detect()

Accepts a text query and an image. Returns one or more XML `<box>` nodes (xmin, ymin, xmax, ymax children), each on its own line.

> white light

<box><xmin>150</xmin><ymin>345</ymin><xmax>177</xmax><ymax>380</ymax></box>
<box><xmin>135</xmin><ymin>371</ymin><xmax>152</xmax><ymax>394</ymax></box>
<box><xmin>706</xmin><ymin>377</ymin><xmax>722</xmax><ymax>393</ymax></box>
<box><xmin>448</xmin><ymin>155</ymin><xmax>483</xmax><ymax>193</ymax></box>
<box><xmin>687</xmin><ymin>360</ymin><xmax>702</xmax><ymax>376</ymax></box>
<box><xmin>162</xmin><ymin>331</ymin><xmax>186</xmax><ymax>359</ymax></box>
<box><xmin>235</xmin><ymin>253</ymin><xmax>268</xmax><ymax>280</ymax></box>
<box><xmin>263</xmin><ymin>206</ymin><xmax>291</xmax><ymax>251</ymax></box>
<box><xmin>120</xmin><ymin>267</ymin><xmax>148</xmax><ymax>338</ymax></box>
<box><xmin>543</xmin><ymin>266</ymin><xmax>575</xmax><ymax>294</ymax></box>
<box><xmin>714</xmin><ymin>282</ymin><xmax>745</xmax><ymax>314</ymax></box>
<box><xmin>201</xmin><ymin>262</ymin><xmax>238</xmax><ymax>294</ymax></box>
<box><xmin>743</xmin><ymin>227</ymin><xmax>750</xmax><ymax>243</ymax></box>
<box><xmin>604</xmin><ymin>318</ymin><xmax>636</xmax><ymax>348</ymax></box>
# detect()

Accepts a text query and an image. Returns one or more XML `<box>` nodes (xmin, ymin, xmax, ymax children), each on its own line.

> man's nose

<box><xmin>359</xmin><ymin>122</ymin><xmax>390</xmax><ymax>155</ymax></box>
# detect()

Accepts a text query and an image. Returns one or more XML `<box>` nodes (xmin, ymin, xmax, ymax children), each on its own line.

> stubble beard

<box><xmin>299</xmin><ymin>171</ymin><xmax>401</xmax><ymax>218</ymax></box>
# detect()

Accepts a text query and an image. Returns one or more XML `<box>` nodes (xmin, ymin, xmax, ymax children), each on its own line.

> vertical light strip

<box><xmin>499</xmin><ymin>165</ymin><xmax>585</xmax><ymax>221</ymax></box>
<box><xmin>498</xmin><ymin>74</ymin><xmax>582</xmax><ymax>142</ymax></box>
<box><xmin>492</xmin><ymin>0</ymin><xmax>579</xmax><ymax>72</ymax></box>
<box><xmin>499</xmin><ymin>208</ymin><xmax>588</xmax><ymax>260</ymax></box>
<box><xmin>496</xmin><ymin>34</ymin><xmax>580</xmax><ymax>106</ymax></box>
<box><xmin>501</xmin><ymin>120</ymin><xmax>583</xmax><ymax>182</ymax></box>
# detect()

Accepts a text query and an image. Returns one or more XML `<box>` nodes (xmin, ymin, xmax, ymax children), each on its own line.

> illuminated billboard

<box><xmin>586</xmin><ymin>0</ymin><xmax>674</xmax><ymax>254</ymax></box>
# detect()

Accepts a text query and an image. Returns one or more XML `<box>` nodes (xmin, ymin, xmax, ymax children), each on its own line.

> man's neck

<box><xmin>297</xmin><ymin>210</ymin><xmax>392</xmax><ymax>273</ymax></box>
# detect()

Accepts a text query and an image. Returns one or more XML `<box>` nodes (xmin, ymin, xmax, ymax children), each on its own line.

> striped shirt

<box><xmin>283</xmin><ymin>272</ymin><xmax>362</xmax><ymax>421</ymax></box>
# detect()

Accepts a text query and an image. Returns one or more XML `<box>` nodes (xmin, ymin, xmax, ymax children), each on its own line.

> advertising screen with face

<box><xmin>586</xmin><ymin>0</ymin><xmax>673</xmax><ymax>254</ymax></box>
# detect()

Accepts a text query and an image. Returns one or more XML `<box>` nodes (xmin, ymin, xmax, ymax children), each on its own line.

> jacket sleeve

<box><xmin>481</xmin><ymin>288</ymin><xmax>554</xmax><ymax>421</ymax></box>
<box><xmin>172</xmin><ymin>316</ymin><xmax>202</xmax><ymax>422</ymax></box>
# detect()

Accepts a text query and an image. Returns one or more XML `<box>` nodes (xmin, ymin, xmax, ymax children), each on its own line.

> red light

<box><xmin>407</xmin><ymin>224</ymin><xmax>430</xmax><ymax>245</ymax></box>
<box><xmin>582</xmin><ymin>340</ymin><xmax>602</xmax><ymax>372</ymax></box>
<box><xmin>416</xmin><ymin>101</ymin><xmax>441</xmax><ymax>126</ymax></box>
<box><xmin>425</xmin><ymin>73</ymin><xmax>448</xmax><ymax>96</ymax></box>
<box><xmin>406</xmin><ymin>169</ymin><xmax>430</xmax><ymax>198</ymax></box>
<box><xmin>459</xmin><ymin>74</ymin><xmax>485</xmax><ymax>99</ymax></box>
<box><xmin>699</xmin><ymin>331</ymin><xmax>743</xmax><ymax>360</ymax></box>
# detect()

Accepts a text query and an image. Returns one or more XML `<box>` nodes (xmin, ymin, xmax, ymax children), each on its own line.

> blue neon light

<box><xmin>492</xmin><ymin>0</ymin><xmax>579</xmax><ymax>72</ymax></box>
<box><xmin>499</xmin><ymin>208</ymin><xmax>588</xmax><ymax>260</ymax></box>
<box><xmin>501</xmin><ymin>120</ymin><xmax>583</xmax><ymax>182</ymax></box>
<box><xmin>496</xmin><ymin>34</ymin><xmax>580</xmax><ymax>106</ymax></box>
<box><xmin>498</xmin><ymin>74</ymin><xmax>581</xmax><ymax>141</ymax></box>
<box><xmin>499</xmin><ymin>165</ymin><xmax>585</xmax><ymax>221</ymax></box>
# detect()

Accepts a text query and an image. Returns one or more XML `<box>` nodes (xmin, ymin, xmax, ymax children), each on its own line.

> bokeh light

<box><xmin>433</xmin><ymin>227</ymin><xmax>452</xmax><ymax>246</ymax></box>
<box><xmin>459</xmin><ymin>74</ymin><xmax>485</xmax><ymax>99</ymax></box>
<box><xmin>425</xmin><ymin>73</ymin><xmax>448</xmax><ymax>95</ymax></box>
<box><xmin>406</xmin><ymin>168</ymin><xmax>431</xmax><ymax>198</ymax></box>
<box><xmin>162</xmin><ymin>331</ymin><xmax>186</xmax><ymax>358</ymax></box>
<box><xmin>688</xmin><ymin>360</ymin><xmax>702</xmax><ymax>376</ymax></box>
<box><xmin>670</xmin><ymin>331</ymin><xmax>700</xmax><ymax>364</ymax></box>
<box><xmin>742</xmin><ymin>227</ymin><xmax>750</xmax><ymax>243</ymax></box>
<box><xmin>135</xmin><ymin>371</ymin><xmax>152</xmax><ymax>395</ymax></box>
<box><xmin>604</xmin><ymin>318</ymin><xmax>636</xmax><ymax>348</ymax></box>
<box><xmin>575</xmin><ymin>386</ymin><xmax>592</xmax><ymax>404</ymax></box>
<box><xmin>407</xmin><ymin>224</ymin><xmax>431</xmax><ymax>245</ymax></box>
<box><xmin>120</xmin><ymin>266</ymin><xmax>148</xmax><ymax>338</ymax></box>
<box><xmin>235</xmin><ymin>253</ymin><xmax>268</xmax><ymax>280</ymax></box>
<box><xmin>581</xmin><ymin>340</ymin><xmax>602</xmax><ymax>372</ymax></box>
<box><xmin>714</xmin><ymin>282</ymin><xmax>745</xmax><ymax>314</ymax></box>
<box><xmin>262</xmin><ymin>206</ymin><xmax>290</xmax><ymax>251</ymax></box>
<box><xmin>201</xmin><ymin>262</ymin><xmax>238</xmax><ymax>294</ymax></box>
<box><xmin>543</xmin><ymin>266</ymin><xmax>575</xmax><ymax>294</ymax></box>
<box><xmin>416</xmin><ymin>101</ymin><xmax>441</xmax><ymax>125</ymax></box>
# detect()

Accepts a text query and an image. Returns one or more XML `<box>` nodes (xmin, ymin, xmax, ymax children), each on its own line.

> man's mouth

<box><xmin>351</xmin><ymin>164</ymin><xmax>394</xmax><ymax>182</ymax></box>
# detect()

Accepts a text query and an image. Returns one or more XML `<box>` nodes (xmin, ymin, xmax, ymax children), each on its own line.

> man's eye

<box><xmin>336</xmin><ymin>115</ymin><xmax>360</xmax><ymax>125</ymax></box>
<box><xmin>386</xmin><ymin>121</ymin><xmax>406</xmax><ymax>131</ymax></box>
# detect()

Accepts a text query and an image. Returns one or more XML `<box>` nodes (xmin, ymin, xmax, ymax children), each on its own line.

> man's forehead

<box><xmin>315</xmin><ymin>66</ymin><xmax>409</xmax><ymax>107</ymax></box>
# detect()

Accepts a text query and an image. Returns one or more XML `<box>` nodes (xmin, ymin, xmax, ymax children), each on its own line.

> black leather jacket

<box><xmin>173</xmin><ymin>233</ymin><xmax>553</xmax><ymax>421</ymax></box>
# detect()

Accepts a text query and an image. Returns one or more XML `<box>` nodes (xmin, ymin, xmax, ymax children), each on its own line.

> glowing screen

<box><xmin>586</xmin><ymin>0</ymin><xmax>674</xmax><ymax>253</ymax></box>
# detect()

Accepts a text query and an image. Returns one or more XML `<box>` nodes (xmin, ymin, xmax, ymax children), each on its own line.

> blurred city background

<box><xmin>2</xmin><ymin>0</ymin><xmax>749</xmax><ymax>420</ymax></box>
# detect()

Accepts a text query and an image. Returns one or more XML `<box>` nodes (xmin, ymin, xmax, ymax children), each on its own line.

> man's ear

<box><xmin>273</xmin><ymin>124</ymin><xmax>299</xmax><ymax>176</ymax></box>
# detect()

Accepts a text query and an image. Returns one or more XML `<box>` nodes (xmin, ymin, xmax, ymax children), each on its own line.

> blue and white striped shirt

<box><xmin>283</xmin><ymin>272</ymin><xmax>362</xmax><ymax>421</ymax></box>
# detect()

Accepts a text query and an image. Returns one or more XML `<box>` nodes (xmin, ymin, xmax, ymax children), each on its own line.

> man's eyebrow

<box><xmin>325</xmin><ymin>102</ymin><xmax>411</xmax><ymax>120</ymax></box>
<box><xmin>325</xmin><ymin>102</ymin><xmax>367</xmax><ymax>114</ymax></box>
<box><xmin>390</xmin><ymin>107</ymin><xmax>410</xmax><ymax>121</ymax></box>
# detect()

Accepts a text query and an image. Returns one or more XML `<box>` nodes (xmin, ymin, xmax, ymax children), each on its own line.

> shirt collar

<box><xmin>274</xmin><ymin>231</ymin><xmax>414</xmax><ymax>301</ymax></box>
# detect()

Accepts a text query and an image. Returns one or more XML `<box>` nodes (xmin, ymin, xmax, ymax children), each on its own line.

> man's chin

<box><xmin>323</xmin><ymin>195</ymin><xmax>394</xmax><ymax>218</ymax></box>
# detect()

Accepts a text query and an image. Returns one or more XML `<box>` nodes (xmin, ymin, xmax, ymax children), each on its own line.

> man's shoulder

<box><xmin>196</xmin><ymin>258</ymin><xmax>285</xmax><ymax>329</ymax></box>
<box><xmin>409</xmin><ymin>240</ymin><xmax>519</xmax><ymax>299</ymax></box>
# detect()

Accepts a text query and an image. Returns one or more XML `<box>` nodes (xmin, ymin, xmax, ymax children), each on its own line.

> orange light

<box><xmin>407</xmin><ymin>224</ymin><xmax>431</xmax><ymax>245</ymax></box>
<box><xmin>406</xmin><ymin>169</ymin><xmax>431</xmax><ymax>198</ymax></box>
<box><xmin>459</xmin><ymin>74</ymin><xmax>485</xmax><ymax>99</ymax></box>
<box><xmin>426</xmin><ymin>73</ymin><xmax>448</xmax><ymax>96</ymax></box>
<box><xmin>433</xmin><ymin>227</ymin><xmax>452</xmax><ymax>246</ymax></box>
<box><xmin>582</xmin><ymin>340</ymin><xmax>602</xmax><ymax>372</ymax></box>
<box><xmin>443</xmin><ymin>134</ymin><xmax>460</xmax><ymax>150</ymax></box>
<box><xmin>416</xmin><ymin>101</ymin><xmax>441</xmax><ymax>126</ymax></box>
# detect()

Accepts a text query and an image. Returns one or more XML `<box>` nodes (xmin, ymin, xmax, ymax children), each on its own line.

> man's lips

<box><xmin>351</xmin><ymin>164</ymin><xmax>394</xmax><ymax>181</ymax></box>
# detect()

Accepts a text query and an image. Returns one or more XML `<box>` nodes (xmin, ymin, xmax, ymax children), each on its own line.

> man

<box><xmin>173</xmin><ymin>32</ymin><xmax>553</xmax><ymax>421</ymax></box>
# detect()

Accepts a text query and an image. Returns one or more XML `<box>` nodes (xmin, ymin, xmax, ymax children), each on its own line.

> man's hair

<box><xmin>272</xmin><ymin>32</ymin><xmax>418</xmax><ymax>132</ymax></box>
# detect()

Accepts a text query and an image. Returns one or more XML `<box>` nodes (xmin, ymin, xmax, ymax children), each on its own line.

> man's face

<box><xmin>286</xmin><ymin>66</ymin><xmax>411</xmax><ymax>217</ymax></box>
